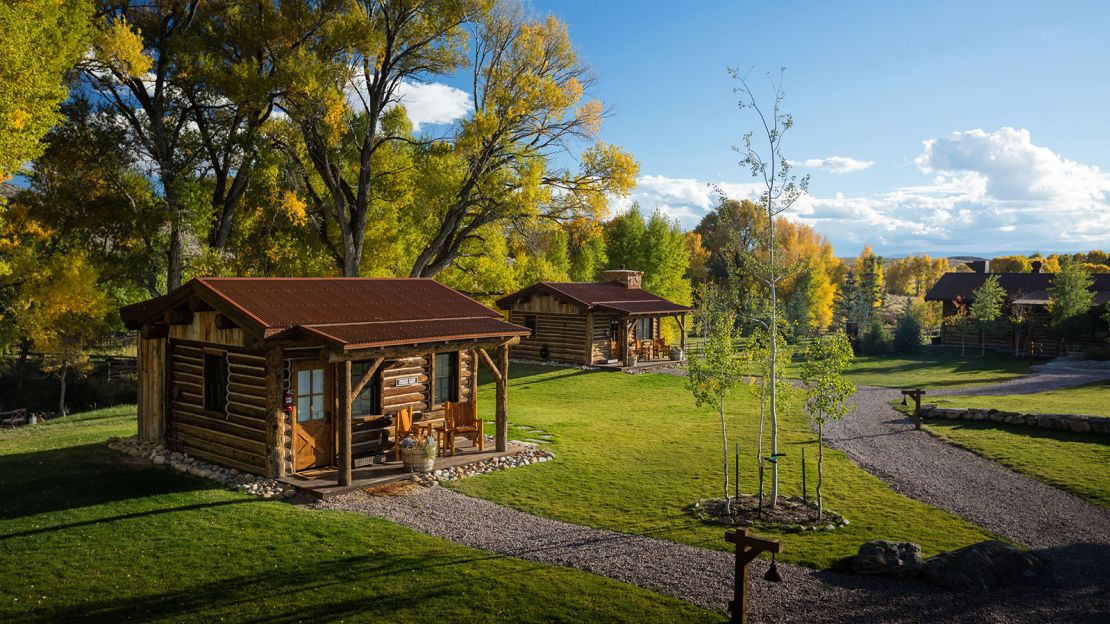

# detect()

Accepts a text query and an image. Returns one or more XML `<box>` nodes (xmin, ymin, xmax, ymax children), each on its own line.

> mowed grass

<box><xmin>921</xmin><ymin>418</ymin><xmax>1110</xmax><ymax>508</ymax></box>
<box><xmin>845</xmin><ymin>347</ymin><xmax>1033</xmax><ymax>389</ymax></box>
<box><xmin>461</xmin><ymin>364</ymin><xmax>995</xmax><ymax>569</ymax></box>
<box><xmin>924</xmin><ymin>380</ymin><xmax>1110</xmax><ymax>418</ymax></box>
<box><xmin>0</xmin><ymin>407</ymin><xmax>718</xmax><ymax>623</ymax></box>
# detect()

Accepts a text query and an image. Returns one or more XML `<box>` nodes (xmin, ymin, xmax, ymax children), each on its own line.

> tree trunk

<box><xmin>720</xmin><ymin>398</ymin><xmax>730</xmax><ymax>513</ymax></box>
<box><xmin>960</xmin><ymin>334</ymin><xmax>966</xmax><ymax>356</ymax></box>
<box><xmin>817</xmin><ymin>423</ymin><xmax>824</xmax><ymax>521</ymax></box>
<box><xmin>981</xmin><ymin>329</ymin><xmax>986</xmax><ymax>357</ymax></box>
<box><xmin>769</xmin><ymin>223</ymin><xmax>779</xmax><ymax>508</ymax></box>
<box><xmin>1014</xmin><ymin>324</ymin><xmax>1021</xmax><ymax>357</ymax></box>
<box><xmin>756</xmin><ymin>378</ymin><xmax>766</xmax><ymax>465</ymax></box>
<box><xmin>58</xmin><ymin>363</ymin><xmax>67</xmax><ymax>417</ymax></box>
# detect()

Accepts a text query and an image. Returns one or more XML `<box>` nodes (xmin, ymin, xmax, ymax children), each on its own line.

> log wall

<box><xmin>166</xmin><ymin>343</ymin><xmax>270</xmax><ymax>474</ymax></box>
<box><xmin>509</xmin><ymin>310</ymin><xmax>589</xmax><ymax>364</ymax></box>
<box><xmin>590</xmin><ymin>313</ymin><xmax>618</xmax><ymax>363</ymax></box>
<box><xmin>137</xmin><ymin>336</ymin><xmax>166</xmax><ymax>442</ymax></box>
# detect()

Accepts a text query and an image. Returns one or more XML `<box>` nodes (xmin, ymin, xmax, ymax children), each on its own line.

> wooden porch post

<box><xmin>496</xmin><ymin>341</ymin><xmax>509</xmax><ymax>452</ymax></box>
<box><xmin>265</xmin><ymin>347</ymin><xmax>286</xmax><ymax>478</ymax></box>
<box><xmin>338</xmin><ymin>360</ymin><xmax>352</xmax><ymax>486</ymax></box>
<box><xmin>584</xmin><ymin>312</ymin><xmax>594</xmax><ymax>365</ymax></box>
<box><xmin>678</xmin><ymin>314</ymin><xmax>687</xmax><ymax>359</ymax></box>
<box><xmin>621</xmin><ymin>317</ymin><xmax>630</xmax><ymax>365</ymax></box>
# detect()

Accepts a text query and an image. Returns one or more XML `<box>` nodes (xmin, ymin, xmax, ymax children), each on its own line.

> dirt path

<box><xmin>312</xmin><ymin>485</ymin><xmax>1105</xmax><ymax>623</ymax></box>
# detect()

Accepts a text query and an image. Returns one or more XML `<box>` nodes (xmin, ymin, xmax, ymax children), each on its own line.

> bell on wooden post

<box><xmin>764</xmin><ymin>553</ymin><xmax>784</xmax><ymax>583</ymax></box>
<box><xmin>901</xmin><ymin>395</ymin><xmax>908</xmax><ymax>406</ymax></box>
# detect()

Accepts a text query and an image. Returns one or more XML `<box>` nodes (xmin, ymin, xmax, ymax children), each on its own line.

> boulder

<box><xmin>921</xmin><ymin>540</ymin><xmax>1053</xmax><ymax>592</ymax></box>
<box><xmin>1067</xmin><ymin>417</ymin><xmax>1091</xmax><ymax>433</ymax></box>
<box><xmin>853</xmin><ymin>540</ymin><xmax>924</xmax><ymax>578</ymax></box>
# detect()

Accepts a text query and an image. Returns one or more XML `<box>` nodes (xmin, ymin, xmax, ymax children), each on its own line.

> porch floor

<box><xmin>279</xmin><ymin>437</ymin><xmax>528</xmax><ymax>499</ymax></box>
<box><xmin>595</xmin><ymin>358</ymin><xmax>685</xmax><ymax>372</ymax></box>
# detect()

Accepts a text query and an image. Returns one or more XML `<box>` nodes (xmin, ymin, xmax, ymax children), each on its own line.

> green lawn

<box><xmin>462</xmin><ymin>364</ymin><xmax>995</xmax><ymax>569</ymax></box>
<box><xmin>844</xmin><ymin>348</ymin><xmax>1033</xmax><ymax>389</ymax></box>
<box><xmin>923</xmin><ymin>380</ymin><xmax>1110</xmax><ymax>418</ymax></box>
<box><xmin>0</xmin><ymin>407</ymin><xmax>716</xmax><ymax>623</ymax></box>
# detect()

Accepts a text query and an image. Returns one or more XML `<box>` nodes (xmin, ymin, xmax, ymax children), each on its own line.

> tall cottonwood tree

<box><xmin>730</xmin><ymin>67</ymin><xmax>809</xmax><ymax>507</ymax></box>
<box><xmin>281</xmin><ymin>0</ymin><xmax>479</xmax><ymax>276</ymax></box>
<box><xmin>408</xmin><ymin>9</ymin><xmax>637</xmax><ymax>277</ymax></box>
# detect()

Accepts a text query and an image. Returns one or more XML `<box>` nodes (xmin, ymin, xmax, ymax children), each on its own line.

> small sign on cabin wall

<box><xmin>395</xmin><ymin>376</ymin><xmax>419</xmax><ymax>387</ymax></box>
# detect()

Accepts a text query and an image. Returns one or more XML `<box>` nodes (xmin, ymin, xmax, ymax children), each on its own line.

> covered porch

<box><xmin>327</xmin><ymin>337</ymin><xmax>517</xmax><ymax>488</ymax></box>
<box><xmin>613</xmin><ymin>311</ymin><xmax>688</xmax><ymax>366</ymax></box>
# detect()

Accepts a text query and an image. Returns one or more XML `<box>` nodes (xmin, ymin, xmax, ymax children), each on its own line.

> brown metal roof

<box><xmin>121</xmin><ymin>277</ymin><xmax>529</xmax><ymax>349</ymax></box>
<box><xmin>497</xmin><ymin>281</ymin><xmax>693</xmax><ymax>316</ymax></box>
<box><xmin>300</xmin><ymin>317</ymin><xmax>530</xmax><ymax>350</ymax></box>
<box><xmin>924</xmin><ymin>272</ymin><xmax>1110</xmax><ymax>304</ymax></box>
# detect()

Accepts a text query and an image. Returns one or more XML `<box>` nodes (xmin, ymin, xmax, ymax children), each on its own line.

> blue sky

<box><xmin>504</xmin><ymin>0</ymin><xmax>1110</xmax><ymax>257</ymax></box>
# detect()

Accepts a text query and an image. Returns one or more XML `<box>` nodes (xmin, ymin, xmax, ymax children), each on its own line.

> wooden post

<box><xmin>726</xmin><ymin>529</ymin><xmax>784</xmax><ymax>624</ymax></box>
<box><xmin>678</xmin><ymin>314</ymin><xmax>687</xmax><ymax>359</ymax></box>
<box><xmin>265</xmin><ymin>347</ymin><xmax>286</xmax><ymax>478</ymax></box>
<box><xmin>495</xmin><ymin>341</ymin><xmax>509</xmax><ymax>452</ymax></box>
<box><xmin>900</xmin><ymin>389</ymin><xmax>926</xmax><ymax>430</ymax></box>
<box><xmin>584</xmin><ymin>312</ymin><xmax>594</xmax><ymax>365</ymax></box>
<box><xmin>338</xmin><ymin>360</ymin><xmax>352</xmax><ymax>486</ymax></box>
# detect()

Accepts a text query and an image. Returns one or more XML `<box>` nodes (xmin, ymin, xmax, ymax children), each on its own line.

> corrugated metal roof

<box><xmin>497</xmin><ymin>281</ymin><xmax>693</xmax><ymax>315</ymax></box>
<box><xmin>301</xmin><ymin>317</ymin><xmax>531</xmax><ymax>350</ymax></box>
<box><xmin>925</xmin><ymin>272</ymin><xmax>1110</xmax><ymax>304</ymax></box>
<box><xmin>120</xmin><ymin>277</ymin><xmax>529</xmax><ymax>349</ymax></box>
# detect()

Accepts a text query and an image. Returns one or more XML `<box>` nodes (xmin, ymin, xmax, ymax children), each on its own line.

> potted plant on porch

<box><xmin>400</xmin><ymin>434</ymin><xmax>437</xmax><ymax>473</ymax></box>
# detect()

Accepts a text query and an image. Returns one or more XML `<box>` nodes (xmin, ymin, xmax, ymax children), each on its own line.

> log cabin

<box><xmin>120</xmin><ymin>278</ymin><xmax>529</xmax><ymax>486</ymax></box>
<box><xmin>925</xmin><ymin>261</ymin><xmax>1110</xmax><ymax>353</ymax></box>
<box><xmin>496</xmin><ymin>270</ymin><xmax>693</xmax><ymax>367</ymax></box>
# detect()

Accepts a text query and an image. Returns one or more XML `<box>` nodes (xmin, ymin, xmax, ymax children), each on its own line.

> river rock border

<box><xmin>920</xmin><ymin>405</ymin><xmax>1110</xmax><ymax>434</ymax></box>
<box><xmin>106</xmin><ymin>436</ymin><xmax>292</xmax><ymax>499</ymax></box>
<box><xmin>410</xmin><ymin>444</ymin><xmax>555</xmax><ymax>484</ymax></box>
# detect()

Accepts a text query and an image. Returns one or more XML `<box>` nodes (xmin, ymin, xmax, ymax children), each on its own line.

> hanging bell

<box><xmin>764</xmin><ymin>553</ymin><xmax>784</xmax><ymax>583</ymax></box>
<box><xmin>901</xmin><ymin>395</ymin><xmax>908</xmax><ymax>406</ymax></box>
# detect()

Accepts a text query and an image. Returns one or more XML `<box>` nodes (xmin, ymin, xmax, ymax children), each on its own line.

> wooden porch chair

<box><xmin>441</xmin><ymin>401</ymin><xmax>483</xmax><ymax>456</ymax></box>
<box><xmin>653</xmin><ymin>337</ymin><xmax>667</xmax><ymax>359</ymax></box>
<box><xmin>393</xmin><ymin>407</ymin><xmax>429</xmax><ymax>458</ymax></box>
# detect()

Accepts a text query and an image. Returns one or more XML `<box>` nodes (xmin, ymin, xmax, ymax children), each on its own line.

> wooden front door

<box><xmin>293</xmin><ymin>366</ymin><xmax>331</xmax><ymax>471</ymax></box>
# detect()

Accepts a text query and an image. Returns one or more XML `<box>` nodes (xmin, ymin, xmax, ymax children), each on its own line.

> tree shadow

<box><xmin>0</xmin><ymin>443</ymin><xmax>208</xmax><ymax>520</ymax></box>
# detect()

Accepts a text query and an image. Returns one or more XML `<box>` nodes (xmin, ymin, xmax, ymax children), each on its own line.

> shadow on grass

<box><xmin>928</xmin><ymin>419</ymin><xmax>1110</xmax><ymax>445</ymax></box>
<box><xmin>0</xmin><ymin>443</ymin><xmax>207</xmax><ymax>520</ymax></box>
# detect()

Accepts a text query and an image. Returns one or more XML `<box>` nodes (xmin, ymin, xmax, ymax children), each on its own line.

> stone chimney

<box><xmin>966</xmin><ymin>260</ymin><xmax>990</xmax><ymax>273</ymax></box>
<box><xmin>1030</xmin><ymin>260</ymin><xmax>1043</xmax><ymax>274</ymax></box>
<box><xmin>600</xmin><ymin>269</ymin><xmax>642</xmax><ymax>289</ymax></box>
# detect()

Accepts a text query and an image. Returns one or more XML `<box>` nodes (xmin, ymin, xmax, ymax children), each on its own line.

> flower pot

<box><xmin>401</xmin><ymin>447</ymin><xmax>436</xmax><ymax>473</ymax></box>
<box><xmin>669</xmin><ymin>347</ymin><xmax>684</xmax><ymax>361</ymax></box>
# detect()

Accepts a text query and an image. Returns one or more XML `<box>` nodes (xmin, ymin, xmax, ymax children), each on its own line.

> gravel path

<box><xmin>934</xmin><ymin>368</ymin><xmax>1110</xmax><ymax>397</ymax></box>
<box><xmin>313</xmin><ymin>486</ymin><xmax>1108</xmax><ymax>623</ymax></box>
<box><xmin>824</xmin><ymin>384</ymin><xmax>1110</xmax><ymax>583</ymax></box>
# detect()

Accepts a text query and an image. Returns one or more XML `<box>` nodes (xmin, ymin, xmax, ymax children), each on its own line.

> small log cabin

<box><xmin>496</xmin><ymin>270</ymin><xmax>693</xmax><ymax>366</ymax></box>
<box><xmin>925</xmin><ymin>261</ymin><xmax>1110</xmax><ymax>353</ymax></box>
<box><xmin>120</xmin><ymin>278</ymin><xmax>529</xmax><ymax>486</ymax></box>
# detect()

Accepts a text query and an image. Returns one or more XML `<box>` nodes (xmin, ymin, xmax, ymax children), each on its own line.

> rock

<box><xmin>853</xmin><ymin>540</ymin><xmax>924</xmax><ymax>578</ymax></box>
<box><xmin>921</xmin><ymin>540</ymin><xmax>1053</xmax><ymax>592</ymax></box>
<box><xmin>1067</xmin><ymin>418</ymin><xmax>1091</xmax><ymax>433</ymax></box>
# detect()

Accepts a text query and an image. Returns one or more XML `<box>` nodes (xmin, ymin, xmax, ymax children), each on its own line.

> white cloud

<box><xmin>344</xmin><ymin>72</ymin><xmax>472</xmax><ymax>131</ymax></box>
<box><xmin>790</xmin><ymin>156</ymin><xmax>875</xmax><ymax>174</ymax></box>
<box><xmin>621</xmin><ymin>128</ymin><xmax>1110</xmax><ymax>254</ymax></box>
<box><xmin>394</xmin><ymin>81</ymin><xmax>473</xmax><ymax>130</ymax></box>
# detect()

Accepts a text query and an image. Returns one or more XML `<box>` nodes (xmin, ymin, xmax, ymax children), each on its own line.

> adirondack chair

<box><xmin>441</xmin><ymin>401</ymin><xmax>483</xmax><ymax>456</ymax></box>
<box><xmin>653</xmin><ymin>337</ymin><xmax>667</xmax><ymax>359</ymax></box>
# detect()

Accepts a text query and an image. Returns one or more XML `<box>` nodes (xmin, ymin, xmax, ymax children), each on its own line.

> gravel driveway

<box><xmin>823</xmin><ymin>383</ymin><xmax>1110</xmax><ymax>584</ymax></box>
<box><xmin>934</xmin><ymin>367</ymin><xmax>1110</xmax><ymax>396</ymax></box>
<box><xmin>312</xmin><ymin>485</ymin><xmax>1109</xmax><ymax>623</ymax></box>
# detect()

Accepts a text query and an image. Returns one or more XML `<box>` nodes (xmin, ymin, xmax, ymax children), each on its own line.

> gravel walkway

<box><xmin>312</xmin><ymin>486</ymin><xmax>1109</xmax><ymax>623</ymax></box>
<box><xmin>824</xmin><ymin>383</ymin><xmax>1110</xmax><ymax>585</ymax></box>
<box><xmin>934</xmin><ymin>368</ymin><xmax>1110</xmax><ymax>397</ymax></box>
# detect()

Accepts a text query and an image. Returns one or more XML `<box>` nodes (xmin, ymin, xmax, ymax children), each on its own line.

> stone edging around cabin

<box><xmin>107</xmin><ymin>436</ymin><xmax>293</xmax><ymax>499</ymax></box>
<box><xmin>409</xmin><ymin>444</ymin><xmax>555</xmax><ymax>484</ymax></box>
<box><xmin>919</xmin><ymin>405</ymin><xmax>1110</xmax><ymax>434</ymax></box>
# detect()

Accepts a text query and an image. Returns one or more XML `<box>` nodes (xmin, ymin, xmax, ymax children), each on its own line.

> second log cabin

<box><xmin>120</xmin><ymin>277</ymin><xmax>529</xmax><ymax>487</ymax></box>
<box><xmin>496</xmin><ymin>270</ymin><xmax>693</xmax><ymax>367</ymax></box>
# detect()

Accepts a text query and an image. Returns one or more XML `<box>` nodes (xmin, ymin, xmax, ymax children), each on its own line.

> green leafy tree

<box><xmin>893</xmin><ymin>309</ymin><xmax>923</xmax><ymax>354</ymax></box>
<box><xmin>946</xmin><ymin>296</ymin><xmax>974</xmax><ymax>356</ymax></box>
<box><xmin>740</xmin><ymin>318</ymin><xmax>792</xmax><ymax>496</ymax></box>
<box><xmin>605</xmin><ymin>204</ymin><xmax>647</xmax><ymax>271</ymax></box>
<box><xmin>799</xmin><ymin>332</ymin><xmax>855</xmax><ymax>520</ymax></box>
<box><xmin>970</xmin><ymin>274</ymin><xmax>1006</xmax><ymax>356</ymax></box>
<box><xmin>685</xmin><ymin>287</ymin><xmax>744</xmax><ymax>513</ymax></box>
<box><xmin>732</xmin><ymin>68</ymin><xmax>809</xmax><ymax>507</ymax></box>
<box><xmin>0</xmin><ymin>0</ymin><xmax>93</xmax><ymax>181</ymax></box>
<box><xmin>1048</xmin><ymin>257</ymin><xmax>1095</xmax><ymax>353</ymax></box>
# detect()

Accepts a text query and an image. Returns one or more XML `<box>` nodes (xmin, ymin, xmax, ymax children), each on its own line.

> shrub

<box><xmin>893</xmin><ymin>312</ymin><xmax>923</xmax><ymax>354</ymax></box>
<box><xmin>858</xmin><ymin>318</ymin><xmax>893</xmax><ymax>355</ymax></box>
